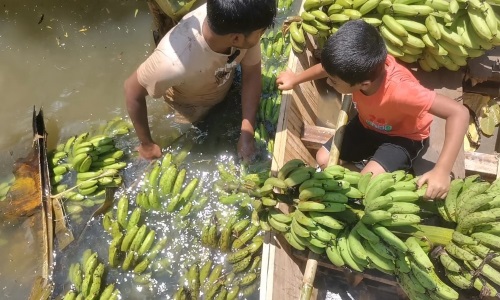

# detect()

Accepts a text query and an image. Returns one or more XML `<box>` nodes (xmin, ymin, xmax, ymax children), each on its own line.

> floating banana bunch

<box><xmin>50</xmin><ymin>129</ymin><xmax>128</xmax><ymax>224</ymax></box>
<box><xmin>102</xmin><ymin>194</ymin><xmax>167</xmax><ymax>275</ymax></box>
<box><xmin>63</xmin><ymin>249</ymin><xmax>120</xmax><ymax>300</ymax></box>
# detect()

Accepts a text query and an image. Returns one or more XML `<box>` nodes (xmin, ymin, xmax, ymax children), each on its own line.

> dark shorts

<box><xmin>323</xmin><ymin>115</ymin><xmax>428</xmax><ymax>172</ymax></box>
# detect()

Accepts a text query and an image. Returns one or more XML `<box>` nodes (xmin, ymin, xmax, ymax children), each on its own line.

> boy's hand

<box><xmin>417</xmin><ymin>168</ymin><xmax>451</xmax><ymax>199</ymax></box>
<box><xmin>276</xmin><ymin>70</ymin><xmax>297</xmax><ymax>90</ymax></box>
<box><xmin>137</xmin><ymin>142</ymin><xmax>162</xmax><ymax>160</ymax></box>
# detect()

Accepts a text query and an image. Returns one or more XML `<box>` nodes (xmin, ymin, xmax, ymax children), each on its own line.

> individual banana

<box><xmin>337</xmin><ymin>229</ymin><xmax>364</xmax><ymax>272</ymax></box>
<box><xmin>372</xmin><ymin>224</ymin><xmax>408</xmax><ymax>253</ymax></box>
<box><xmin>326</xmin><ymin>243</ymin><xmax>345</xmax><ymax>267</ymax></box>
<box><xmin>284</xmin><ymin>167</ymin><xmax>315</xmax><ymax>187</ymax></box>
<box><xmin>439</xmin><ymin>250</ymin><xmax>462</xmax><ymax>273</ymax></box>
<box><xmin>362</xmin><ymin>239</ymin><xmax>395</xmax><ymax>274</ymax></box>
<box><xmin>380</xmin><ymin>25</ymin><xmax>404</xmax><ymax>47</ymax></box>
<box><xmin>293</xmin><ymin>209</ymin><xmax>317</xmax><ymax>227</ymax></box>
<box><xmin>299</xmin><ymin>187</ymin><xmax>325</xmax><ymax>201</ymax></box>
<box><xmin>364</xmin><ymin>177</ymin><xmax>396</xmax><ymax>204</ymax></box>
<box><xmin>425</xmin><ymin>15</ymin><xmax>441</xmax><ymax>40</ymax></box>
<box><xmin>130</xmin><ymin>225</ymin><xmax>148</xmax><ymax>252</ymax></box>
<box><xmin>232</xmin><ymin>225</ymin><xmax>260</xmax><ymax>250</ymax></box>
<box><xmin>116</xmin><ymin>195</ymin><xmax>129</xmax><ymax>229</ymax></box>
<box><xmin>385</xmin><ymin>190</ymin><xmax>419</xmax><ymax>202</ymax></box>
<box><xmin>365</xmin><ymin>195</ymin><xmax>393</xmax><ymax>211</ymax></box>
<box><xmin>425</xmin><ymin>0</ymin><xmax>450</xmax><ymax>11</ymax></box>
<box><xmin>291</xmin><ymin>218</ymin><xmax>311</xmax><ymax>238</ymax></box>
<box><xmin>382</xmin><ymin>14</ymin><xmax>408</xmax><ymax>37</ymax></box>
<box><xmin>268</xmin><ymin>207</ymin><xmax>292</xmax><ymax>224</ymax></box>
<box><xmin>445</xmin><ymin>242</ymin><xmax>477</xmax><ymax>261</ymax></box>
<box><xmin>405</xmin><ymin>237</ymin><xmax>433</xmax><ymax>271</ymax></box>
<box><xmin>347</xmin><ymin>229</ymin><xmax>368</xmax><ymax>264</ymax></box>
<box><xmin>290</xmin><ymin>22</ymin><xmax>305</xmax><ymax>46</ymax></box>
<box><xmin>297</xmin><ymin>201</ymin><xmax>326</xmax><ymax>212</ymax></box>
<box><xmin>467</xmin><ymin>6</ymin><xmax>493</xmax><ymax>41</ymax></box>
<box><xmin>359</xmin><ymin>0</ymin><xmax>381</xmax><ymax>15</ymax></box>
<box><xmin>284</xmin><ymin>231</ymin><xmax>306</xmax><ymax>250</ymax></box>
<box><xmin>361</xmin><ymin>210</ymin><xmax>393</xmax><ymax>225</ymax></box>
<box><xmin>379</xmin><ymin>213</ymin><xmax>421</xmax><ymax>226</ymax></box>
<box><xmin>309</xmin><ymin>211</ymin><xmax>345</xmax><ymax>229</ymax></box>
<box><xmin>121</xmin><ymin>225</ymin><xmax>139</xmax><ymax>252</ymax></box>
<box><xmin>444</xmin><ymin>179</ymin><xmax>463</xmax><ymax>222</ymax></box>
<box><xmin>277</xmin><ymin>159</ymin><xmax>305</xmax><ymax>180</ymax></box>
<box><xmin>354</xmin><ymin>221</ymin><xmax>380</xmax><ymax>243</ymax></box>
<box><xmin>392</xmin><ymin>3</ymin><xmax>433</xmax><ymax>16</ymax></box>
<box><xmin>263</xmin><ymin>177</ymin><xmax>288</xmax><ymax>190</ymax></box>
<box><xmin>394</xmin><ymin>17</ymin><xmax>428</xmax><ymax>34</ymax></box>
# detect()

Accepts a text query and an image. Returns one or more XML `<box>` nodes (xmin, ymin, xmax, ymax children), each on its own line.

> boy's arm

<box><xmin>239</xmin><ymin>61</ymin><xmax>262</xmax><ymax>162</ymax></box>
<box><xmin>418</xmin><ymin>94</ymin><xmax>469</xmax><ymax>199</ymax></box>
<box><xmin>276</xmin><ymin>63</ymin><xmax>328</xmax><ymax>90</ymax></box>
<box><xmin>124</xmin><ymin>71</ymin><xmax>162</xmax><ymax>160</ymax></box>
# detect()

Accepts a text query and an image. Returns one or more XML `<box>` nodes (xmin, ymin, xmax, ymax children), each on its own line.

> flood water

<box><xmin>0</xmin><ymin>0</ymin><xmax>153</xmax><ymax>155</ymax></box>
<box><xmin>0</xmin><ymin>0</ymin><xmax>213</xmax><ymax>298</ymax></box>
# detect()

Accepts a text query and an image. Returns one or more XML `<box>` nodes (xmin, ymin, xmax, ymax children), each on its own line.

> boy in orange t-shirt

<box><xmin>276</xmin><ymin>20</ymin><xmax>469</xmax><ymax>199</ymax></box>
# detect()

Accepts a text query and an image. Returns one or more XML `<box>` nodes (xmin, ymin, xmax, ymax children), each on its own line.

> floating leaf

<box><xmin>479</xmin><ymin>105</ymin><xmax>496</xmax><ymax>136</ymax></box>
<box><xmin>467</xmin><ymin>117</ymin><xmax>480</xmax><ymax>147</ymax></box>
<box><xmin>464</xmin><ymin>134</ymin><xmax>478</xmax><ymax>152</ymax></box>
<box><xmin>490</xmin><ymin>102</ymin><xmax>500</xmax><ymax>126</ymax></box>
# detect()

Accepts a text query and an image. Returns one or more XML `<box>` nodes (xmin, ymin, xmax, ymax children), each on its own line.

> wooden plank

<box><xmin>301</xmin><ymin>125</ymin><xmax>336</xmax><ymax>151</ymax></box>
<box><xmin>464</xmin><ymin>151</ymin><xmax>499</xmax><ymax>176</ymax></box>
<box><xmin>263</xmin><ymin>22</ymin><xmax>322</xmax><ymax>298</ymax></box>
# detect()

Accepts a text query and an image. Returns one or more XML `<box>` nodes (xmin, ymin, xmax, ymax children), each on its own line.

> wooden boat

<box><xmin>258</xmin><ymin>12</ymin><xmax>469</xmax><ymax>300</ymax></box>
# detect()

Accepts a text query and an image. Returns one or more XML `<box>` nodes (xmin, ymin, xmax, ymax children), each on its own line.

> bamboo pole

<box><xmin>329</xmin><ymin>94</ymin><xmax>352</xmax><ymax>166</ymax></box>
<box><xmin>299</xmin><ymin>94</ymin><xmax>352</xmax><ymax>300</ymax></box>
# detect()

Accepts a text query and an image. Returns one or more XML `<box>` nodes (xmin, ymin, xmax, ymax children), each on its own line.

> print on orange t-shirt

<box><xmin>352</xmin><ymin>55</ymin><xmax>436</xmax><ymax>141</ymax></box>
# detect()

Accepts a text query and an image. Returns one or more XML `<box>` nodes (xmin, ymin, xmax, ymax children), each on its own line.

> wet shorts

<box><xmin>323</xmin><ymin>115</ymin><xmax>428</xmax><ymax>172</ymax></box>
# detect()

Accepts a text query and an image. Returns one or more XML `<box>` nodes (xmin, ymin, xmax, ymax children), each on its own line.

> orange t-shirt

<box><xmin>352</xmin><ymin>55</ymin><xmax>435</xmax><ymax>141</ymax></box>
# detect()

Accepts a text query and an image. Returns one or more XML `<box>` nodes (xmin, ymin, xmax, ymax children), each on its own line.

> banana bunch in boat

<box><xmin>63</xmin><ymin>249</ymin><xmax>120</xmax><ymax>300</ymax></box>
<box><xmin>293</xmin><ymin>0</ymin><xmax>500</xmax><ymax>71</ymax></box>
<box><xmin>434</xmin><ymin>174</ymin><xmax>500</xmax><ymax>232</ymax></box>
<box><xmin>265</xmin><ymin>158</ymin><xmax>364</xmax><ymax>200</ymax></box>
<box><xmin>361</xmin><ymin>170</ymin><xmax>423</xmax><ymax>228</ymax></box>
<box><xmin>102</xmin><ymin>195</ymin><xmax>168</xmax><ymax>275</ymax></box>
<box><xmin>426</xmin><ymin>175</ymin><xmax>500</xmax><ymax>297</ymax></box>
<box><xmin>395</xmin><ymin>236</ymin><xmax>459</xmax><ymax>300</ymax></box>
<box><xmin>173</xmin><ymin>254</ymin><xmax>261</xmax><ymax>300</ymax></box>
<box><xmin>434</xmin><ymin>229</ymin><xmax>500</xmax><ymax>297</ymax></box>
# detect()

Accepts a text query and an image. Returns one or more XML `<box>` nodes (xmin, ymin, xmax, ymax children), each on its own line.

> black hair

<box><xmin>321</xmin><ymin>20</ymin><xmax>387</xmax><ymax>86</ymax></box>
<box><xmin>206</xmin><ymin>0</ymin><xmax>276</xmax><ymax>36</ymax></box>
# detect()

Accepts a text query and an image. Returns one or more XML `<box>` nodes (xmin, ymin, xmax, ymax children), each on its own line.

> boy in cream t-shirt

<box><xmin>124</xmin><ymin>0</ymin><xmax>277</xmax><ymax>161</ymax></box>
